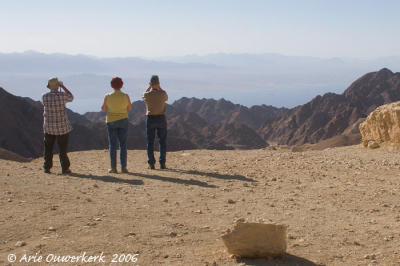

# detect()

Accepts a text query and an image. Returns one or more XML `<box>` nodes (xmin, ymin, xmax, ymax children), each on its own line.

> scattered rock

<box><xmin>234</xmin><ymin>218</ymin><xmax>246</xmax><ymax>223</ymax></box>
<box><xmin>126</xmin><ymin>232</ymin><xmax>136</xmax><ymax>237</ymax></box>
<box><xmin>291</xmin><ymin>146</ymin><xmax>305</xmax><ymax>152</ymax></box>
<box><xmin>15</xmin><ymin>241</ymin><xmax>26</xmax><ymax>247</ymax></box>
<box><xmin>368</xmin><ymin>141</ymin><xmax>380</xmax><ymax>149</ymax></box>
<box><xmin>227</xmin><ymin>199</ymin><xmax>236</xmax><ymax>204</ymax></box>
<box><xmin>221</xmin><ymin>222</ymin><xmax>287</xmax><ymax>258</ymax></box>
<box><xmin>48</xmin><ymin>226</ymin><xmax>56</xmax><ymax>232</ymax></box>
<box><xmin>169</xmin><ymin>232</ymin><xmax>177</xmax><ymax>237</ymax></box>
<box><xmin>364</xmin><ymin>254</ymin><xmax>376</xmax><ymax>260</ymax></box>
<box><xmin>163</xmin><ymin>198</ymin><xmax>168</xmax><ymax>203</ymax></box>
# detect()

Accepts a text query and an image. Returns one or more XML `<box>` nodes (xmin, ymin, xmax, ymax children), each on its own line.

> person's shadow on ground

<box><xmin>166</xmin><ymin>168</ymin><xmax>256</xmax><ymax>182</ymax></box>
<box><xmin>69</xmin><ymin>173</ymin><xmax>144</xmax><ymax>186</ymax></box>
<box><xmin>126</xmin><ymin>172</ymin><xmax>216</xmax><ymax>188</ymax></box>
<box><xmin>236</xmin><ymin>253</ymin><xmax>320</xmax><ymax>266</ymax></box>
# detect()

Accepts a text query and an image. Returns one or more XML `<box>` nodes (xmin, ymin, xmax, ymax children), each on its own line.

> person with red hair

<box><xmin>101</xmin><ymin>77</ymin><xmax>133</xmax><ymax>173</ymax></box>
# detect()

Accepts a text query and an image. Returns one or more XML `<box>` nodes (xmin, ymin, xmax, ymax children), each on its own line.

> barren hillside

<box><xmin>1</xmin><ymin>147</ymin><xmax>400</xmax><ymax>265</ymax></box>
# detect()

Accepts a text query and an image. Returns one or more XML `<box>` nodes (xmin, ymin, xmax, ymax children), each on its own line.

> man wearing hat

<box><xmin>42</xmin><ymin>78</ymin><xmax>74</xmax><ymax>174</ymax></box>
<box><xmin>142</xmin><ymin>75</ymin><xmax>168</xmax><ymax>169</ymax></box>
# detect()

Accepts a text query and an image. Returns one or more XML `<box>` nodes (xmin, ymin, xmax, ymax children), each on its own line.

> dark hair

<box><xmin>150</xmin><ymin>75</ymin><xmax>160</xmax><ymax>85</ymax></box>
<box><xmin>111</xmin><ymin>77</ymin><xmax>123</xmax><ymax>90</ymax></box>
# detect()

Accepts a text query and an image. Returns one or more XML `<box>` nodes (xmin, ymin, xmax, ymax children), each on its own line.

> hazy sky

<box><xmin>1</xmin><ymin>0</ymin><xmax>399</xmax><ymax>58</ymax></box>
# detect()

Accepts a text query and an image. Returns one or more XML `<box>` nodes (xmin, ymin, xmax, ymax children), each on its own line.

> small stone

<box><xmin>164</xmin><ymin>254</ymin><xmax>169</xmax><ymax>258</ymax></box>
<box><xmin>94</xmin><ymin>217</ymin><xmax>102</xmax><ymax>221</ymax></box>
<box><xmin>86</xmin><ymin>198</ymin><xmax>92</xmax><ymax>202</ymax></box>
<box><xmin>163</xmin><ymin>199</ymin><xmax>168</xmax><ymax>203</ymax></box>
<box><xmin>15</xmin><ymin>241</ymin><xmax>26</xmax><ymax>247</ymax></box>
<box><xmin>93</xmin><ymin>184</ymin><xmax>99</xmax><ymax>188</ymax></box>
<box><xmin>227</xmin><ymin>199</ymin><xmax>236</xmax><ymax>204</ymax></box>
<box><xmin>364</xmin><ymin>254</ymin><xmax>376</xmax><ymax>260</ymax></box>
<box><xmin>7</xmin><ymin>198</ymin><xmax>12</xmax><ymax>202</ymax></box>
<box><xmin>48</xmin><ymin>226</ymin><xmax>56</xmax><ymax>232</ymax></box>
<box><xmin>127</xmin><ymin>232</ymin><xmax>136</xmax><ymax>237</ymax></box>
<box><xmin>271</xmin><ymin>177</ymin><xmax>277</xmax><ymax>181</ymax></box>
<box><xmin>368</xmin><ymin>141</ymin><xmax>380</xmax><ymax>149</ymax></box>
<box><xmin>169</xmin><ymin>232</ymin><xmax>177</xmax><ymax>237</ymax></box>
<box><xmin>195</xmin><ymin>210</ymin><xmax>202</xmax><ymax>214</ymax></box>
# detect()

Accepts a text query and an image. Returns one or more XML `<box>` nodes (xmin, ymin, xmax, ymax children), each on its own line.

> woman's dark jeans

<box><xmin>146</xmin><ymin>115</ymin><xmax>167</xmax><ymax>165</ymax></box>
<box><xmin>107</xmin><ymin>118</ymin><xmax>128</xmax><ymax>169</ymax></box>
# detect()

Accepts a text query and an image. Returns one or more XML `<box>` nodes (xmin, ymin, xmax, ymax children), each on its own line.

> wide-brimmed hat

<box><xmin>47</xmin><ymin>77</ymin><xmax>59</xmax><ymax>90</ymax></box>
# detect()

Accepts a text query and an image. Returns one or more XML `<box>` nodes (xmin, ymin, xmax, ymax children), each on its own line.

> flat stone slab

<box><xmin>221</xmin><ymin>222</ymin><xmax>287</xmax><ymax>258</ymax></box>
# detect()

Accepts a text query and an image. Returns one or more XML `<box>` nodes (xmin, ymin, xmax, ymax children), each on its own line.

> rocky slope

<box><xmin>0</xmin><ymin>88</ymin><xmax>270</xmax><ymax>158</ymax></box>
<box><xmin>260</xmin><ymin>68</ymin><xmax>400</xmax><ymax>145</ymax></box>
<box><xmin>3</xmin><ymin>68</ymin><xmax>400</xmax><ymax>158</ymax></box>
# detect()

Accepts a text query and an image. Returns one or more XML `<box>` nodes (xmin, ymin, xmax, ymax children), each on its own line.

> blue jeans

<box><xmin>107</xmin><ymin>118</ymin><xmax>128</xmax><ymax>169</ymax></box>
<box><xmin>146</xmin><ymin>115</ymin><xmax>167</xmax><ymax>165</ymax></box>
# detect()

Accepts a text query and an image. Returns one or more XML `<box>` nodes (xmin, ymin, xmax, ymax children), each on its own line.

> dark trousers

<box><xmin>43</xmin><ymin>133</ymin><xmax>70</xmax><ymax>171</ymax></box>
<box><xmin>146</xmin><ymin>115</ymin><xmax>167</xmax><ymax>165</ymax></box>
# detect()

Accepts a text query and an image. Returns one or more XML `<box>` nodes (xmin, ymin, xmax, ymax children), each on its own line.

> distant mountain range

<box><xmin>1</xmin><ymin>68</ymin><xmax>400</xmax><ymax>160</ymax></box>
<box><xmin>1</xmin><ymin>51</ymin><xmax>400</xmax><ymax>113</ymax></box>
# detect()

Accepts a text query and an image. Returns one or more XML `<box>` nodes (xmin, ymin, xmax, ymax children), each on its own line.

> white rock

<box><xmin>15</xmin><ymin>241</ymin><xmax>26</xmax><ymax>247</ymax></box>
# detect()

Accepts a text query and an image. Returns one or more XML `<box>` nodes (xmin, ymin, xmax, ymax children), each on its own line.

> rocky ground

<box><xmin>1</xmin><ymin>146</ymin><xmax>400</xmax><ymax>265</ymax></box>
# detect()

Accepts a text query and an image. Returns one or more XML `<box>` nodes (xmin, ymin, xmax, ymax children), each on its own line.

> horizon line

<box><xmin>1</xmin><ymin>49</ymin><xmax>400</xmax><ymax>61</ymax></box>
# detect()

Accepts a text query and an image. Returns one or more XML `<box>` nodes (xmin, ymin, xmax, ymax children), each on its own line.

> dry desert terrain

<box><xmin>1</xmin><ymin>146</ymin><xmax>400</xmax><ymax>265</ymax></box>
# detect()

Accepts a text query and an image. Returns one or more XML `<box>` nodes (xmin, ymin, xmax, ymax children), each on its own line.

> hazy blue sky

<box><xmin>1</xmin><ymin>0</ymin><xmax>399</xmax><ymax>58</ymax></box>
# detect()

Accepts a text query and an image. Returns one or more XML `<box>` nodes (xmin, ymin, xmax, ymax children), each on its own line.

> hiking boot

<box><xmin>108</xmin><ymin>168</ymin><xmax>118</xmax><ymax>174</ymax></box>
<box><xmin>121</xmin><ymin>167</ymin><xmax>129</xmax><ymax>173</ymax></box>
<box><xmin>44</xmin><ymin>169</ymin><xmax>51</xmax><ymax>174</ymax></box>
<box><xmin>62</xmin><ymin>169</ymin><xmax>72</xmax><ymax>175</ymax></box>
<box><xmin>148</xmin><ymin>163</ymin><xmax>155</xmax><ymax>170</ymax></box>
<box><xmin>160</xmin><ymin>163</ymin><xmax>167</xmax><ymax>170</ymax></box>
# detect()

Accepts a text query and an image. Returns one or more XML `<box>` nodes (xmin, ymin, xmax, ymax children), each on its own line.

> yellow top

<box><xmin>106</xmin><ymin>90</ymin><xmax>129</xmax><ymax>123</ymax></box>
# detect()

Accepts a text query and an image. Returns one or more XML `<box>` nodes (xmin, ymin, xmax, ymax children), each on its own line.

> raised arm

<box><xmin>101</xmin><ymin>96</ymin><xmax>108</xmax><ymax>112</ymax></box>
<box><xmin>60</xmin><ymin>83</ymin><xmax>73</xmax><ymax>96</ymax></box>
<box><xmin>60</xmin><ymin>82</ymin><xmax>74</xmax><ymax>102</ymax></box>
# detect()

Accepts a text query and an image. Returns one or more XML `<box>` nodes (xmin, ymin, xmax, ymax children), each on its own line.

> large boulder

<box><xmin>221</xmin><ymin>222</ymin><xmax>287</xmax><ymax>258</ymax></box>
<box><xmin>359</xmin><ymin>101</ymin><xmax>400</xmax><ymax>147</ymax></box>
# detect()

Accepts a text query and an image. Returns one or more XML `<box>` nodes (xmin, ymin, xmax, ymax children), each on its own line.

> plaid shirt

<box><xmin>42</xmin><ymin>91</ymin><xmax>74</xmax><ymax>135</ymax></box>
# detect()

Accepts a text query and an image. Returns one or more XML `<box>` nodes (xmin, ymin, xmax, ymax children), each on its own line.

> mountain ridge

<box><xmin>2</xmin><ymin>68</ymin><xmax>400</xmax><ymax>159</ymax></box>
